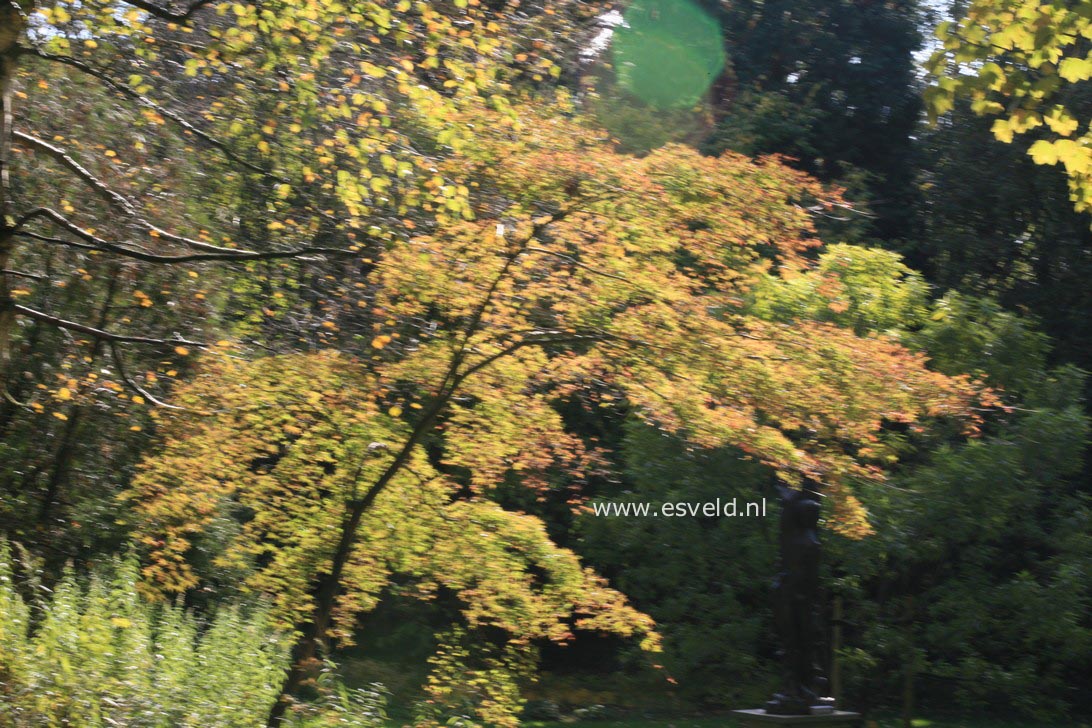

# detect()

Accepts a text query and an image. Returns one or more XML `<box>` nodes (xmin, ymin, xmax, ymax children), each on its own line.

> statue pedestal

<box><xmin>730</xmin><ymin>709</ymin><xmax>862</xmax><ymax>727</ymax></box>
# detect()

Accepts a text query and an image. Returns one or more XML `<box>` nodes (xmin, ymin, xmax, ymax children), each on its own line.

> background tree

<box><xmin>708</xmin><ymin>0</ymin><xmax>926</xmax><ymax>244</ymax></box>
<box><xmin>926</xmin><ymin>0</ymin><xmax>1092</xmax><ymax>213</ymax></box>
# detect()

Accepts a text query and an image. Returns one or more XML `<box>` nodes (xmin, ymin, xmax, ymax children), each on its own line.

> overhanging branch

<box><xmin>23</xmin><ymin>47</ymin><xmax>280</xmax><ymax>181</ymax></box>
<box><xmin>13</xmin><ymin>131</ymin><xmax>277</xmax><ymax>255</ymax></box>
<box><xmin>123</xmin><ymin>0</ymin><xmax>215</xmax><ymax>22</ymax></box>
<box><xmin>13</xmin><ymin>207</ymin><xmax>354</xmax><ymax>264</ymax></box>
<box><xmin>9</xmin><ymin>302</ymin><xmax>207</xmax><ymax>347</ymax></box>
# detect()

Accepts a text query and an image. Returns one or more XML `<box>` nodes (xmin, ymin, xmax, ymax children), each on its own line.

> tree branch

<box><xmin>13</xmin><ymin>131</ymin><xmax>280</xmax><ymax>255</ymax></box>
<box><xmin>123</xmin><ymin>0</ymin><xmax>215</xmax><ymax>22</ymax></box>
<box><xmin>14</xmin><ymin>130</ymin><xmax>137</xmax><ymax>215</ymax></box>
<box><xmin>451</xmin><ymin>211</ymin><xmax>569</xmax><ymax>360</ymax></box>
<box><xmin>109</xmin><ymin>340</ymin><xmax>187</xmax><ymax>409</ymax></box>
<box><xmin>525</xmin><ymin>245</ymin><xmax>630</xmax><ymax>282</ymax></box>
<box><xmin>9</xmin><ymin>302</ymin><xmax>207</xmax><ymax>347</ymax></box>
<box><xmin>13</xmin><ymin>207</ymin><xmax>353</xmax><ymax>264</ymax></box>
<box><xmin>22</xmin><ymin>47</ymin><xmax>280</xmax><ymax>181</ymax></box>
<box><xmin>457</xmin><ymin>330</ymin><xmax>612</xmax><ymax>381</ymax></box>
<box><xmin>1</xmin><ymin>269</ymin><xmax>45</xmax><ymax>280</ymax></box>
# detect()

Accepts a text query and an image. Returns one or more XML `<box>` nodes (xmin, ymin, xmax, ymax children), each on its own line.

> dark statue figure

<box><xmin>765</xmin><ymin>476</ymin><xmax>836</xmax><ymax>716</ymax></box>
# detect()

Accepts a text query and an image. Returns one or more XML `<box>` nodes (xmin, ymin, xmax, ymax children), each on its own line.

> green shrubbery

<box><xmin>0</xmin><ymin>542</ymin><xmax>387</xmax><ymax>727</ymax></box>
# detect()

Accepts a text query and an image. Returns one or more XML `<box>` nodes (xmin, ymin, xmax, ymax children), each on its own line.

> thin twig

<box><xmin>525</xmin><ymin>245</ymin><xmax>630</xmax><ymax>282</ymax></box>
<box><xmin>109</xmin><ymin>341</ymin><xmax>188</xmax><ymax>410</ymax></box>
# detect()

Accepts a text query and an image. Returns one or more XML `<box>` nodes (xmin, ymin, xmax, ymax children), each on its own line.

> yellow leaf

<box><xmin>1059</xmin><ymin>57</ymin><xmax>1092</xmax><ymax>82</ymax></box>
<box><xmin>1028</xmin><ymin>139</ymin><xmax>1059</xmax><ymax>165</ymax></box>
<box><xmin>1055</xmin><ymin>139</ymin><xmax>1092</xmax><ymax>174</ymax></box>
<box><xmin>1045</xmin><ymin>107</ymin><xmax>1080</xmax><ymax>136</ymax></box>
<box><xmin>56</xmin><ymin>387</ymin><xmax>72</xmax><ymax>401</ymax></box>
<box><xmin>175</xmin><ymin>346</ymin><xmax>190</xmax><ymax>356</ymax></box>
<box><xmin>991</xmin><ymin>118</ymin><xmax>1015</xmax><ymax>143</ymax></box>
<box><xmin>388</xmin><ymin>405</ymin><xmax>403</xmax><ymax>416</ymax></box>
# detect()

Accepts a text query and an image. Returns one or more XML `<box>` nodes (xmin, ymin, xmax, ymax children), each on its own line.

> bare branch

<box><xmin>13</xmin><ymin>229</ymin><xmax>100</xmax><ymax>253</ymax></box>
<box><xmin>2</xmin><ymin>269</ymin><xmax>45</xmax><ymax>280</ymax></box>
<box><xmin>9</xmin><ymin>302</ymin><xmax>207</xmax><ymax>347</ymax></box>
<box><xmin>13</xmin><ymin>207</ymin><xmax>354</xmax><ymax>264</ymax></box>
<box><xmin>13</xmin><ymin>131</ymin><xmax>278</xmax><ymax>255</ymax></box>
<box><xmin>3</xmin><ymin>386</ymin><xmax>32</xmax><ymax>408</ymax></box>
<box><xmin>108</xmin><ymin>341</ymin><xmax>187</xmax><ymax>409</ymax></box>
<box><xmin>22</xmin><ymin>47</ymin><xmax>281</xmax><ymax>181</ymax></box>
<box><xmin>123</xmin><ymin>0</ymin><xmax>215</xmax><ymax>22</ymax></box>
<box><xmin>14</xmin><ymin>130</ymin><xmax>137</xmax><ymax>216</ymax></box>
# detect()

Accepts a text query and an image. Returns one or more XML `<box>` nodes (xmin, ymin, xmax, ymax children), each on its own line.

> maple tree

<box><xmin>926</xmin><ymin>0</ymin><xmax>1092</xmax><ymax>213</ymax></box>
<box><xmin>125</xmin><ymin>101</ymin><xmax>991</xmax><ymax>724</ymax></box>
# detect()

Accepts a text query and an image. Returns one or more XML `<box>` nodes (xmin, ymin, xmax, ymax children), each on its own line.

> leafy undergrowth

<box><xmin>522</xmin><ymin>717</ymin><xmax>1088</xmax><ymax>728</ymax></box>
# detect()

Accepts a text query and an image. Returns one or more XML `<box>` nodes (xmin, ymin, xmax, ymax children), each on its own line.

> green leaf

<box><xmin>923</xmin><ymin>86</ymin><xmax>954</xmax><ymax>122</ymax></box>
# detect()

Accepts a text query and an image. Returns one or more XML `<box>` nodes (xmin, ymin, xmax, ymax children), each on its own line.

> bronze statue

<box><xmin>765</xmin><ymin>476</ymin><xmax>836</xmax><ymax>715</ymax></box>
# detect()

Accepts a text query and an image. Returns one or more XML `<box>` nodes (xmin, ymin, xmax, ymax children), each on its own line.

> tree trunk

<box><xmin>37</xmin><ymin>268</ymin><xmax>121</xmax><ymax>525</ymax></box>
<box><xmin>901</xmin><ymin>595</ymin><xmax>916</xmax><ymax>728</ymax></box>
<box><xmin>264</xmin><ymin>244</ymin><xmax>539</xmax><ymax>725</ymax></box>
<box><xmin>0</xmin><ymin>7</ymin><xmax>24</xmax><ymax>382</ymax></box>
<box><xmin>265</xmin><ymin>378</ymin><xmax>458</xmax><ymax>726</ymax></box>
<box><xmin>831</xmin><ymin>595</ymin><xmax>843</xmax><ymax>704</ymax></box>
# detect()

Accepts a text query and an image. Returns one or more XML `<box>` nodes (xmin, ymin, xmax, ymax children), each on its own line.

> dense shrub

<box><xmin>0</xmin><ymin>542</ymin><xmax>384</xmax><ymax>727</ymax></box>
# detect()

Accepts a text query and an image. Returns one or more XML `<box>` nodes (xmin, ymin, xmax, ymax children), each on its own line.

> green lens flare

<box><xmin>613</xmin><ymin>0</ymin><xmax>726</xmax><ymax>109</ymax></box>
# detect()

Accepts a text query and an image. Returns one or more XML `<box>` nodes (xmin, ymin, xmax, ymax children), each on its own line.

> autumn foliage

<box><xmin>121</xmin><ymin>102</ymin><xmax>990</xmax><ymax>722</ymax></box>
<box><xmin>0</xmin><ymin>0</ymin><xmax>1008</xmax><ymax>722</ymax></box>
